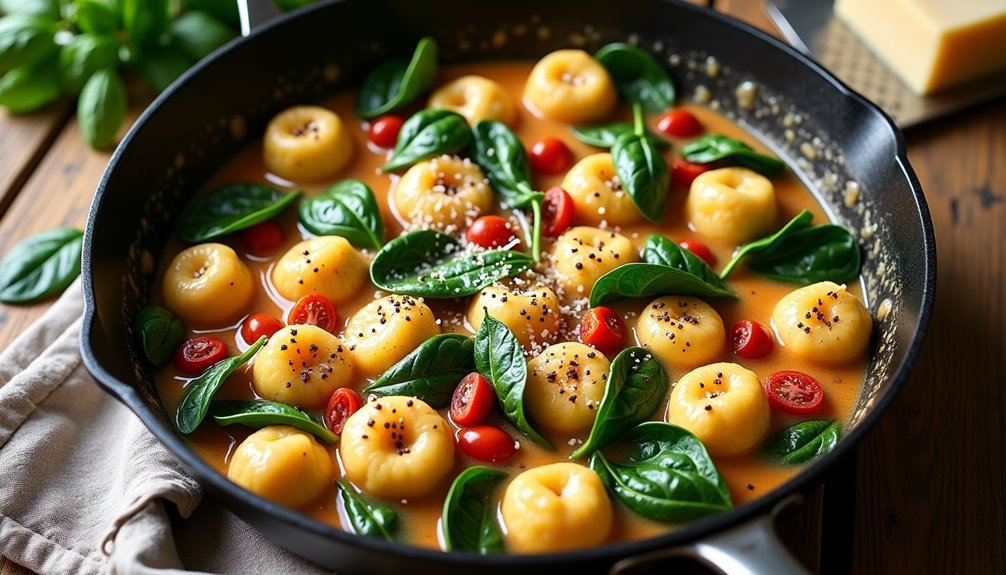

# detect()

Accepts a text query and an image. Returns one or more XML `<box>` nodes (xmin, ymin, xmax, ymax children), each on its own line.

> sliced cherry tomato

<box><xmin>174</xmin><ymin>335</ymin><xmax>228</xmax><ymax>375</ymax></box>
<box><xmin>240</xmin><ymin>312</ymin><xmax>284</xmax><ymax>344</ymax></box>
<box><xmin>678</xmin><ymin>238</ymin><xmax>716</xmax><ymax>267</ymax></box>
<box><xmin>656</xmin><ymin>108</ymin><xmax>704</xmax><ymax>138</ymax></box>
<box><xmin>528</xmin><ymin>136</ymin><xmax>574</xmax><ymax>175</ymax></box>
<box><xmin>368</xmin><ymin>115</ymin><xmax>404</xmax><ymax>148</ymax></box>
<box><xmin>672</xmin><ymin>157</ymin><xmax>712</xmax><ymax>187</ymax></box>
<box><xmin>239</xmin><ymin>220</ymin><xmax>285</xmax><ymax>253</ymax></box>
<box><xmin>457</xmin><ymin>425</ymin><xmax>516</xmax><ymax>462</ymax></box>
<box><xmin>579</xmin><ymin>306</ymin><xmax>627</xmax><ymax>356</ymax></box>
<box><xmin>288</xmin><ymin>293</ymin><xmax>339</xmax><ymax>333</ymax></box>
<box><xmin>731</xmin><ymin>319</ymin><xmax>773</xmax><ymax>359</ymax></box>
<box><xmin>324</xmin><ymin>387</ymin><xmax>363</xmax><ymax>435</ymax></box>
<box><xmin>466</xmin><ymin>215</ymin><xmax>520</xmax><ymax>250</ymax></box>
<box><xmin>450</xmin><ymin>372</ymin><xmax>495</xmax><ymax>425</ymax></box>
<box><xmin>764</xmin><ymin>370</ymin><xmax>824</xmax><ymax>415</ymax></box>
<box><xmin>541</xmin><ymin>185</ymin><xmax>574</xmax><ymax>237</ymax></box>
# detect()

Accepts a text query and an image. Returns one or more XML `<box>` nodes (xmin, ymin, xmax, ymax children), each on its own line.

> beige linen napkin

<box><xmin>0</xmin><ymin>280</ymin><xmax>329</xmax><ymax>574</ymax></box>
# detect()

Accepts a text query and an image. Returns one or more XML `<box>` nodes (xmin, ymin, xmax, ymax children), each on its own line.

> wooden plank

<box><xmin>0</xmin><ymin>557</ymin><xmax>33</xmax><ymax>575</ymax></box>
<box><xmin>0</xmin><ymin>102</ymin><xmax>72</xmax><ymax>217</ymax></box>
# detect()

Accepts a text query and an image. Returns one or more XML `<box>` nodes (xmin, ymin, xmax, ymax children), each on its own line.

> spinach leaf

<box><xmin>747</xmin><ymin>225</ymin><xmax>861</xmax><ymax>285</ymax></box>
<box><xmin>763</xmin><ymin>419</ymin><xmax>841</xmax><ymax>465</ymax></box>
<box><xmin>298</xmin><ymin>179</ymin><xmax>384</xmax><ymax>250</ymax></box>
<box><xmin>381</xmin><ymin>109</ymin><xmax>471</xmax><ymax>172</ymax></box>
<box><xmin>356</xmin><ymin>36</ymin><xmax>438</xmax><ymax>119</ymax></box>
<box><xmin>474</xmin><ymin>312</ymin><xmax>551</xmax><ymax>448</ymax></box>
<box><xmin>441</xmin><ymin>466</ymin><xmax>507</xmax><ymax>553</ymax></box>
<box><xmin>176</xmin><ymin>183</ymin><xmax>301</xmax><ymax>243</ymax></box>
<box><xmin>210</xmin><ymin>399</ymin><xmax>337</xmax><ymax>444</ymax></box>
<box><xmin>175</xmin><ymin>336</ymin><xmax>265</xmax><ymax>434</ymax></box>
<box><xmin>134</xmin><ymin>305</ymin><xmax>184</xmax><ymax>368</ymax></box>
<box><xmin>720</xmin><ymin>210</ymin><xmax>813</xmax><ymax>279</ymax></box>
<box><xmin>589</xmin><ymin>422</ymin><xmax>732</xmax><ymax>522</ymax></box>
<box><xmin>364</xmin><ymin>333</ymin><xmax>475</xmax><ymax>407</ymax></box>
<box><xmin>570</xmin><ymin>122</ymin><xmax>670</xmax><ymax>150</ymax></box>
<box><xmin>681</xmin><ymin>134</ymin><xmax>785</xmax><ymax>177</ymax></box>
<box><xmin>595</xmin><ymin>42</ymin><xmax>676</xmax><ymax>111</ymax></box>
<box><xmin>589</xmin><ymin>263</ymin><xmax>737</xmax><ymax>307</ymax></box>
<box><xmin>0</xmin><ymin>227</ymin><xmax>83</xmax><ymax>303</ymax></box>
<box><xmin>336</xmin><ymin>480</ymin><xmax>398</xmax><ymax>541</ymax></box>
<box><xmin>641</xmin><ymin>234</ymin><xmax>729</xmax><ymax>290</ymax></box>
<box><xmin>611</xmin><ymin>104</ymin><xmax>670</xmax><ymax>222</ymax></box>
<box><xmin>370</xmin><ymin>230</ymin><xmax>532</xmax><ymax>298</ymax></box>
<box><xmin>571</xmin><ymin>347</ymin><xmax>668</xmax><ymax>459</ymax></box>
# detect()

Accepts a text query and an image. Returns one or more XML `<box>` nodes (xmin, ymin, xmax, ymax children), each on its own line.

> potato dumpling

<box><xmin>252</xmin><ymin>324</ymin><xmax>352</xmax><ymax>408</ymax></box>
<box><xmin>561</xmin><ymin>153</ymin><xmax>642</xmax><ymax>226</ymax></box>
<box><xmin>772</xmin><ymin>281</ymin><xmax>872</xmax><ymax>364</ymax></box>
<box><xmin>526</xmin><ymin>342</ymin><xmax>611</xmax><ymax>432</ymax></box>
<box><xmin>227</xmin><ymin>425</ymin><xmax>333</xmax><ymax>508</ymax></box>
<box><xmin>686</xmin><ymin>167</ymin><xmax>777</xmax><ymax>245</ymax></box>
<box><xmin>552</xmin><ymin>227</ymin><xmax>638</xmax><ymax>296</ymax></box>
<box><xmin>523</xmin><ymin>49</ymin><xmax>616</xmax><ymax>124</ymax></box>
<box><xmin>339</xmin><ymin>396</ymin><xmax>454</xmax><ymax>499</ymax></box>
<box><xmin>501</xmin><ymin>462</ymin><xmax>613</xmax><ymax>553</ymax></box>
<box><xmin>162</xmin><ymin>242</ymin><xmax>254</xmax><ymax>327</ymax></box>
<box><xmin>392</xmin><ymin>155</ymin><xmax>494</xmax><ymax>233</ymax></box>
<box><xmin>665</xmin><ymin>362</ymin><xmax>770</xmax><ymax>456</ymax></box>
<box><xmin>467</xmin><ymin>284</ymin><xmax>563</xmax><ymax>351</ymax></box>
<box><xmin>271</xmin><ymin>236</ymin><xmax>368</xmax><ymax>305</ymax></box>
<box><xmin>636</xmin><ymin>296</ymin><xmax>725</xmax><ymax>371</ymax></box>
<box><xmin>263</xmin><ymin>105</ymin><xmax>354</xmax><ymax>182</ymax></box>
<box><xmin>342</xmin><ymin>295</ymin><xmax>440</xmax><ymax>377</ymax></box>
<box><xmin>428</xmin><ymin>75</ymin><xmax>517</xmax><ymax>127</ymax></box>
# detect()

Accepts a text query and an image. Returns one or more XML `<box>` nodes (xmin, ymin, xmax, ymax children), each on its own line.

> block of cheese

<box><xmin>835</xmin><ymin>0</ymin><xmax>1006</xmax><ymax>95</ymax></box>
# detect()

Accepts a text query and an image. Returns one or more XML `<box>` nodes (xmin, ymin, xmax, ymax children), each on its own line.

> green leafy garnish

<box><xmin>681</xmin><ymin>134</ymin><xmax>785</xmax><ymax>176</ymax></box>
<box><xmin>595</xmin><ymin>42</ymin><xmax>676</xmax><ymax>111</ymax></box>
<box><xmin>611</xmin><ymin>104</ymin><xmax>670</xmax><ymax>222</ymax></box>
<box><xmin>570</xmin><ymin>121</ymin><xmax>669</xmax><ymax>150</ymax></box>
<box><xmin>356</xmin><ymin>36</ymin><xmax>438</xmax><ymax>119</ymax></box>
<box><xmin>176</xmin><ymin>183</ymin><xmax>301</xmax><ymax>243</ymax></box>
<box><xmin>441</xmin><ymin>466</ymin><xmax>507</xmax><ymax>553</ymax></box>
<box><xmin>763</xmin><ymin>420</ymin><xmax>841</xmax><ymax>465</ymax></box>
<box><xmin>134</xmin><ymin>305</ymin><xmax>185</xmax><ymax>368</ymax></box>
<box><xmin>78</xmin><ymin>68</ymin><xmax>126</xmax><ymax>150</ymax></box>
<box><xmin>175</xmin><ymin>336</ymin><xmax>265</xmax><ymax>434</ymax></box>
<box><xmin>210</xmin><ymin>399</ymin><xmax>337</xmax><ymax>444</ymax></box>
<box><xmin>337</xmin><ymin>480</ymin><xmax>398</xmax><ymax>541</ymax></box>
<box><xmin>298</xmin><ymin>179</ymin><xmax>384</xmax><ymax>250</ymax></box>
<box><xmin>380</xmin><ymin>109</ymin><xmax>471</xmax><ymax>172</ymax></box>
<box><xmin>0</xmin><ymin>227</ymin><xmax>83</xmax><ymax>304</ymax></box>
<box><xmin>364</xmin><ymin>333</ymin><xmax>475</xmax><ymax>407</ymax></box>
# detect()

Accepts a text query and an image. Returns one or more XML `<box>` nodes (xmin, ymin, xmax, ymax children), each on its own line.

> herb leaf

<box><xmin>441</xmin><ymin>466</ymin><xmax>507</xmax><ymax>553</ymax></box>
<box><xmin>356</xmin><ymin>36</ymin><xmax>438</xmax><ymax>119</ymax></box>
<box><xmin>0</xmin><ymin>15</ymin><xmax>57</xmax><ymax>71</ymax></box>
<box><xmin>175</xmin><ymin>336</ymin><xmax>265</xmax><ymax>434</ymax></box>
<box><xmin>364</xmin><ymin>333</ymin><xmax>475</xmax><ymax>407</ymax></box>
<box><xmin>641</xmin><ymin>234</ymin><xmax>729</xmax><ymax>290</ymax></box>
<box><xmin>78</xmin><ymin>67</ymin><xmax>127</xmax><ymax>150</ymax></box>
<box><xmin>134</xmin><ymin>305</ymin><xmax>184</xmax><ymax>367</ymax></box>
<box><xmin>763</xmin><ymin>420</ymin><xmax>841</xmax><ymax>465</ymax></box>
<box><xmin>210</xmin><ymin>399</ymin><xmax>337</xmax><ymax>444</ymax></box>
<box><xmin>611</xmin><ymin>105</ymin><xmax>670</xmax><ymax>222</ymax></box>
<box><xmin>381</xmin><ymin>109</ymin><xmax>471</xmax><ymax>172</ymax></box>
<box><xmin>337</xmin><ymin>480</ymin><xmax>398</xmax><ymax>541</ymax></box>
<box><xmin>746</xmin><ymin>225</ymin><xmax>861</xmax><ymax>285</ymax></box>
<box><xmin>0</xmin><ymin>227</ymin><xmax>83</xmax><ymax>304</ymax></box>
<box><xmin>589</xmin><ymin>263</ymin><xmax>737</xmax><ymax>307</ymax></box>
<box><xmin>681</xmin><ymin>134</ymin><xmax>785</xmax><ymax>176</ymax></box>
<box><xmin>595</xmin><ymin>42</ymin><xmax>676</xmax><ymax>111</ymax></box>
<box><xmin>176</xmin><ymin>183</ymin><xmax>301</xmax><ymax>243</ymax></box>
<box><xmin>0</xmin><ymin>55</ymin><xmax>62</xmax><ymax>114</ymax></box>
<box><xmin>570</xmin><ymin>122</ymin><xmax>669</xmax><ymax>150</ymax></box>
<box><xmin>720</xmin><ymin>209</ymin><xmax>814</xmax><ymax>278</ymax></box>
<box><xmin>298</xmin><ymin>179</ymin><xmax>384</xmax><ymax>250</ymax></box>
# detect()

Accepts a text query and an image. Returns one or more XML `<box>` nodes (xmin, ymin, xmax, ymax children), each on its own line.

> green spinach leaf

<box><xmin>175</xmin><ymin>336</ymin><xmax>265</xmax><ymax>434</ymax></box>
<box><xmin>589</xmin><ymin>263</ymin><xmax>737</xmax><ymax>307</ymax></box>
<box><xmin>441</xmin><ymin>466</ymin><xmax>507</xmax><ymax>553</ymax></box>
<box><xmin>681</xmin><ymin>134</ymin><xmax>785</xmax><ymax>176</ymax></box>
<box><xmin>176</xmin><ymin>183</ymin><xmax>301</xmax><ymax>243</ymax></box>
<box><xmin>595</xmin><ymin>42</ymin><xmax>675</xmax><ymax>111</ymax></box>
<box><xmin>135</xmin><ymin>305</ymin><xmax>184</xmax><ymax>368</ymax></box>
<box><xmin>611</xmin><ymin>104</ymin><xmax>670</xmax><ymax>222</ymax></box>
<box><xmin>570</xmin><ymin>122</ymin><xmax>669</xmax><ymax>150</ymax></box>
<box><xmin>364</xmin><ymin>333</ymin><xmax>475</xmax><ymax>407</ymax></box>
<box><xmin>0</xmin><ymin>227</ymin><xmax>83</xmax><ymax>303</ymax></box>
<box><xmin>380</xmin><ymin>109</ymin><xmax>471</xmax><ymax>172</ymax></box>
<box><xmin>747</xmin><ymin>225</ymin><xmax>861</xmax><ymax>285</ymax></box>
<box><xmin>356</xmin><ymin>36</ymin><xmax>438</xmax><ymax>119</ymax></box>
<box><xmin>298</xmin><ymin>179</ymin><xmax>384</xmax><ymax>250</ymax></box>
<box><xmin>720</xmin><ymin>209</ymin><xmax>813</xmax><ymax>278</ymax></box>
<box><xmin>337</xmin><ymin>480</ymin><xmax>398</xmax><ymax>541</ymax></box>
<box><xmin>641</xmin><ymin>234</ymin><xmax>729</xmax><ymax>289</ymax></box>
<box><xmin>210</xmin><ymin>399</ymin><xmax>337</xmax><ymax>444</ymax></box>
<box><xmin>763</xmin><ymin>419</ymin><xmax>840</xmax><ymax>465</ymax></box>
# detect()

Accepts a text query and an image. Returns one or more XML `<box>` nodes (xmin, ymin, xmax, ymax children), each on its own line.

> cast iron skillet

<box><xmin>79</xmin><ymin>0</ymin><xmax>936</xmax><ymax>573</ymax></box>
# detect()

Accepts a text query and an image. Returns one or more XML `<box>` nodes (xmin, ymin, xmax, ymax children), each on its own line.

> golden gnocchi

<box><xmin>772</xmin><ymin>281</ymin><xmax>873</xmax><ymax>364</ymax></box>
<box><xmin>561</xmin><ymin>153</ymin><xmax>642</xmax><ymax>226</ymax></box>
<box><xmin>686</xmin><ymin>167</ymin><xmax>777</xmax><ymax>244</ymax></box>
<box><xmin>252</xmin><ymin>324</ymin><xmax>352</xmax><ymax>408</ymax></box>
<box><xmin>162</xmin><ymin>242</ymin><xmax>254</xmax><ymax>327</ymax></box>
<box><xmin>636</xmin><ymin>296</ymin><xmax>726</xmax><ymax>371</ymax></box>
<box><xmin>526</xmin><ymin>342</ymin><xmax>611</xmax><ymax>432</ymax></box>
<box><xmin>428</xmin><ymin>75</ymin><xmax>517</xmax><ymax>127</ymax></box>
<box><xmin>227</xmin><ymin>426</ymin><xmax>333</xmax><ymax>508</ymax></box>
<box><xmin>551</xmin><ymin>227</ymin><xmax>637</xmax><ymax>296</ymax></box>
<box><xmin>342</xmin><ymin>295</ymin><xmax>440</xmax><ymax>377</ymax></box>
<box><xmin>271</xmin><ymin>236</ymin><xmax>368</xmax><ymax>305</ymax></box>
<box><xmin>392</xmin><ymin>155</ymin><xmax>494</xmax><ymax>232</ymax></box>
<box><xmin>263</xmin><ymin>105</ymin><xmax>354</xmax><ymax>182</ymax></box>
<box><xmin>523</xmin><ymin>49</ymin><xmax>616</xmax><ymax>123</ymax></box>
<box><xmin>466</xmin><ymin>284</ymin><xmax>563</xmax><ymax>351</ymax></box>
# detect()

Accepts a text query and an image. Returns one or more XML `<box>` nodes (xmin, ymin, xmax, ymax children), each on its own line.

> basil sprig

<box><xmin>681</xmin><ymin>134</ymin><xmax>785</xmax><ymax>176</ymax></box>
<box><xmin>589</xmin><ymin>422</ymin><xmax>732</xmax><ymax>522</ymax></box>
<box><xmin>595</xmin><ymin>42</ymin><xmax>676</xmax><ymax>111</ymax></box>
<box><xmin>176</xmin><ymin>183</ymin><xmax>301</xmax><ymax>243</ymax></box>
<box><xmin>441</xmin><ymin>466</ymin><xmax>507</xmax><ymax>553</ymax></box>
<box><xmin>571</xmin><ymin>121</ymin><xmax>669</xmax><ymax>150</ymax></box>
<box><xmin>210</xmin><ymin>399</ymin><xmax>337</xmax><ymax>444</ymax></box>
<box><xmin>364</xmin><ymin>333</ymin><xmax>475</xmax><ymax>407</ymax></box>
<box><xmin>134</xmin><ymin>305</ymin><xmax>184</xmax><ymax>367</ymax></box>
<box><xmin>298</xmin><ymin>179</ymin><xmax>384</xmax><ymax>250</ymax></box>
<box><xmin>0</xmin><ymin>227</ymin><xmax>83</xmax><ymax>303</ymax></box>
<box><xmin>356</xmin><ymin>36</ymin><xmax>438</xmax><ymax>119</ymax></box>
<box><xmin>175</xmin><ymin>336</ymin><xmax>265</xmax><ymax>434</ymax></box>
<box><xmin>381</xmin><ymin>109</ymin><xmax>471</xmax><ymax>172</ymax></box>
<box><xmin>571</xmin><ymin>347</ymin><xmax>668</xmax><ymax>459</ymax></box>
<box><xmin>763</xmin><ymin>419</ymin><xmax>841</xmax><ymax>465</ymax></box>
<box><xmin>612</xmin><ymin>104</ymin><xmax>670</xmax><ymax>222</ymax></box>
<box><xmin>370</xmin><ymin>230</ymin><xmax>532</xmax><ymax>298</ymax></box>
<box><xmin>337</xmin><ymin>480</ymin><xmax>398</xmax><ymax>541</ymax></box>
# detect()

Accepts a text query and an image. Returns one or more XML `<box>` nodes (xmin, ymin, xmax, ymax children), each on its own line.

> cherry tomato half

<box><xmin>174</xmin><ymin>335</ymin><xmax>228</xmax><ymax>375</ymax></box>
<box><xmin>368</xmin><ymin>115</ymin><xmax>404</xmax><ymax>149</ymax></box>
<box><xmin>288</xmin><ymin>293</ymin><xmax>339</xmax><ymax>334</ymax></box>
<box><xmin>678</xmin><ymin>238</ymin><xmax>716</xmax><ymax>267</ymax></box>
<box><xmin>731</xmin><ymin>319</ymin><xmax>773</xmax><ymax>359</ymax></box>
<box><xmin>656</xmin><ymin>108</ymin><xmax>704</xmax><ymax>138</ymax></box>
<box><xmin>240</xmin><ymin>312</ymin><xmax>284</xmax><ymax>344</ymax></box>
<box><xmin>239</xmin><ymin>220</ymin><xmax>285</xmax><ymax>254</ymax></box>
<box><xmin>672</xmin><ymin>157</ymin><xmax>711</xmax><ymax>187</ymax></box>
<box><xmin>764</xmin><ymin>370</ymin><xmax>824</xmax><ymax>415</ymax></box>
<box><xmin>451</xmin><ymin>372</ymin><xmax>495</xmax><ymax>426</ymax></box>
<box><xmin>457</xmin><ymin>425</ymin><xmax>516</xmax><ymax>462</ymax></box>
<box><xmin>324</xmin><ymin>387</ymin><xmax>363</xmax><ymax>435</ymax></box>
<box><xmin>466</xmin><ymin>215</ymin><xmax>520</xmax><ymax>250</ymax></box>
<box><xmin>541</xmin><ymin>186</ymin><xmax>574</xmax><ymax>237</ymax></box>
<box><xmin>528</xmin><ymin>136</ymin><xmax>574</xmax><ymax>175</ymax></box>
<box><xmin>579</xmin><ymin>306</ymin><xmax>627</xmax><ymax>356</ymax></box>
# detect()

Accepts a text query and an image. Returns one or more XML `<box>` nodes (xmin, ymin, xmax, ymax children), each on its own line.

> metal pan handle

<box><xmin>236</xmin><ymin>0</ymin><xmax>283</xmax><ymax>36</ymax></box>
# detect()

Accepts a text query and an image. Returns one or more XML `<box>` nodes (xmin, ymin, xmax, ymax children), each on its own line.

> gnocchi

<box><xmin>162</xmin><ymin>242</ymin><xmax>254</xmax><ymax>327</ymax></box>
<box><xmin>271</xmin><ymin>236</ymin><xmax>368</xmax><ymax>305</ymax></box>
<box><xmin>772</xmin><ymin>281</ymin><xmax>873</xmax><ymax>364</ymax></box>
<box><xmin>526</xmin><ymin>342</ymin><xmax>611</xmax><ymax>432</ymax></box>
<box><xmin>392</xmin><ymin>155</ymin><xmax>494</xmax><ymax>232</ymax></box>
<box><xmin>686</xmin><ymin>167</ymin><xmax>777</xmax><ymax>244</ymax></box>
<box><xmin>551</xmin><ymin>227</ymin><xmax>638</xmax><ymax>296</ymax></box>
<box><xmin>466</xmin><ymin>284</ymin><xmax>563</xmax><ymax>351</ymax></box>
<box><xmin>428</xmin><ymin>75</ymin><xmax>517</xmax><ymax>127</ymax></box>
<box><xmin>251</xmin><ymin>324</ymin><xmax>352</xmax><ymax>408</ymax></box>
<box><xmin>227</xmin><ymin>426</ymin><xmax>333</xmax><ymax>508</ymax></box>
<box><xmin>342</xmin><ymin>295</ymin><xmax>440</xmax><ymax>377</ymax></box>
<box><xmin>635</xmin><ymin>296</ymin><xmax>726</xmax><ymax>371</ymax></box>
<box><xmin>523</xmin><ymin>49</ymin><xmax>616</xmax><ymax>123</ymax></box>
<box><xmin>263</xmin><ymin>105</ymin><xmax>354</xmax><ymax>182</ymax></box>
<box><xmin>561</xmin><ymin>154</ymin><xmax>642</xmax><ymax>226</ymax></box>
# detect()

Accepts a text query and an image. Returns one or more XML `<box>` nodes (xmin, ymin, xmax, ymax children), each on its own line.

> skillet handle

<box><xmin>236</xmin><ymin>0</ymin><xmax>282</xmax><ymax>36</ymax></box>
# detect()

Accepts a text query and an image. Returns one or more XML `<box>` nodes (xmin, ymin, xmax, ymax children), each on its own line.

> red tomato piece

<box><xmin>457</xmin><ymin>425</ymin><xmax>516</xmax><ymax>462</ymax></box>
<box><xmin>541</xmin><ymin>186</ymin><xmax>574</xmax><ymax>237</ymax></box>
<box><xmin>528</xmin><ymin>136</ymin><xmax>574</xmax><ymax>175</ymax></box>
<box><xmin>288</xmin><ymin>293</ymin><xmax>339</xmax><ymax>334</ymax></box>
<box><xmin>656</xmin><ymin>108</ymin><xmax>704</xmax><ymax>138</ymax></box>
<box><xmin>672</xmin><ymin>157</ymin><xmax>712</xmax><ymax>187</ymax></box>
<box><xmin>731</xmin><ymin>319</ymin><xmax>774</xmax><ymax>359</ymax></box>
<box><xmin>239</xmin><ymin>220</ymin><xmax>285</xmax><ymax>253</ymax></box>
<box><xmin>579</xmin><ymin>306</ymin><xmax>627</xmax><ymax>356</ymax></box>
<box><xmin>678</xmin><ymin>238</ymin><xmax>716</xmax><ymax>267</ymax></box>
<box><xmin>764</xmin><ymin>370</ymin><xmax>824</xmax><ymax>415</ymax></box>
<box><xmin>174</xmin><ymin>335</ymin><xmax>228</xmax><ymax>375</ymax></box>
<box><xmin>240</xmin><ymin>312</ymin><xmax>284</xmax><ymax>344</ymax></box>
<box><xmin>368</xmin><ymin>115</ymin><xmax>404</xmax><ymax>149</ymax></box>
<box><xmin>450</xmin><ymin>372</ymin><xmax>496</xmax><ymax>426</ymax></box>
<box><xmin>324</xmin><ymin>387</ymin><xmax>362</xmax><ymax>435</ymax></box>
<box><xmin>466</xmin><ymin>215</ymin><xmax>520</xmax><ymax>250</ymax></box>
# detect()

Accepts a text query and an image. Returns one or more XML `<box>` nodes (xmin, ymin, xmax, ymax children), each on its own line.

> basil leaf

<box><xmin>175</xmin><ymin>336</ymin><xmax>265</xmax><ymax>434</ymax></box>
<box><xmin>364</xmin><ymin>333</ymin><xmax>474</xmax><ymax>407</ymax></box>
<box><xmin>747</xmin><ymin>225</ymin><xmax>861</xmax><ymax>285</ymax></box>
<box><xmin>170</xmin><ymin>11</ymin><xmax>235</xmax><ymax>61</ymax></box>
<box><xmin>474</xmin><ymin>312</ymin><xmax>551</xmax><ymax>448</ymax></box>
<box><xmin>134</xmin><ymin>305</ymin><xmax>184</xmax><ymax>367</ymax></box>
<box><xmin>590</xmin><ymin>263</ymin><xmax>737</xmax><ymax>307</ymax></box>
<box><xmin>370</xmin><ymin>230</ymin><xmax>532</xmax><ymax>298</ymax></box>
<box><xmin>78</xmin><ymin>67</ymin><xmax>126</xmax><ymax>150</ymax></box>
<box><xmin>572</xmin><ymin>347</ymin><xmax>668</xmax><ymax>459</ymax></box>
<box><xmin>0</xmin><ymin>227</ymin><xmax>82</xmax><ymax>303</ymax></box>
<box><xmin>75</xmin><ymin>0</ymin><xmax>119</xmax><ymax>35</ymax></box>
<box><xmin>589</xmin><ymin>422</ymin><xmax>732</xmax><ymax>522</ymax></box>
<box><xmin>176</xmin><ymin>183</ymin><xmax>301</xmax><ymax>243</ymax></box>
<box><xmin>681</xmin><ymin>134</ymin><xmax>785</xmax><ymax>177</ymax></box>
<box><xmin>441</xmin><ymin>466</ymin><xmax>507</xmax><ymax>553</ymax></box>
<box><xmin>381</xmin><ymin>109</ymin><xmax>470</xmax><ymax>172</ymax></box>
<box><xmin>763</xmin><ymin>419</ymin><xmax>840</xmax><ymax>465</ymax></box>
<box><xmin>719</xmin><ymin>210</ymin><xmax>816</xmax><ymax>279</ymax></box>
<box><xmin>0</xmin><ymin>15</ymin><xmax>57</xmax><ymax>71</ymax></box>
<box><xmin>571</xmin><ymin>122</ymin><xmax>669</xmax><ymax>150</ymax></box>
<box><xmin>0</xmin><ymin>55</ymin><xmax>62</xmax><ymax>114</ymax></box>
<box><xmin>611</xmin><ymin>105</ymin><xmax>669</xmax><ymax>222</ymax></box>
<box><xmin>356</xmin><ymin>36</ymin><xmax>437</xmax><ymax>119</ymax></box>
<box><xmin>210</xmin><ymin>399</ymin><xmax>338</xmax><ymax>444</ymax></box>
<box><xmin>641</xmin><ymin>234</ymin><xmax>729</xmax><ymax>291</ymax></box>
<box><xmin>337</xmin><ymin>480</ymin><xmax>398</xmax><ymax>541</ymax></box>
<box><xmin>298</xmin><ymin>179</ymin><xmax>384</xmax><ymax>250</ymax></box>
<box><xmin>0</xmin><ymin>0</ymin><xmax>60</xmax><ymax>19</ymax></box>
<box><xmin>60</xmin><ymin>34</ymin><xmax>119</xmax><ymax>93</ymax></box>
<box><xmin>595</xmin><ymin>42</ymin><xmax>675</xmax><ymax>111</ymax></box>
<box><xmin>121</xmin><ymin>0</ymin><xmax>169</xmax><ymax>48</ymax></box>
<box><xmin>135</xmin><ymin>44</ymin><xmax>193</xmax><ymax>93</ymax></box>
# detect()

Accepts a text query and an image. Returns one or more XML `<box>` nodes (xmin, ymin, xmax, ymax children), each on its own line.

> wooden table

<box><xmin>1</xmin><ymin>2</ymin><xmax>1003</xmax><ymax>573</ymax></box>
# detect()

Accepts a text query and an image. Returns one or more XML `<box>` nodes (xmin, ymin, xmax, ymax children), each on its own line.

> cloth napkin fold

<box><xmin>0</xmin><ymin>280</ymin><xmax>329</xmax><ymax>574</ymax></box>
